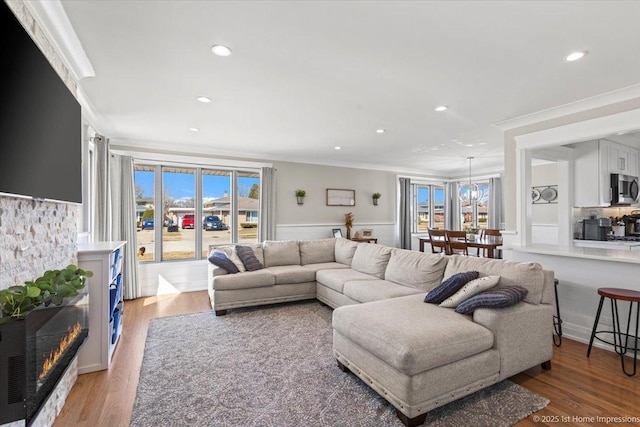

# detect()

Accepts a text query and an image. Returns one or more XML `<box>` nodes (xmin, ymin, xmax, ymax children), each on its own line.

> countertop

<box><xmin>507</xmin><ymin>243</ymin><xmax>640</xmax><ymax>264</ymax></box>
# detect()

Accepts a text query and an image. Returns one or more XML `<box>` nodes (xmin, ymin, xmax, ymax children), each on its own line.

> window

<box><xmin>413</xmin><ymin>183</ymin><xmax>446</xmax><ymax>232</ymax></box>
<box><xmin>135</xmin><ymin>164</ymin><xmax>261</xmax><ymax>262</ymax></box>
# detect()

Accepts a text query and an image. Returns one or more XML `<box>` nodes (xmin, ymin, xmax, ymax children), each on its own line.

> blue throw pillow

<box><xmin>424</xmin><ymin>271</ymin><xmax>479</xmax><ymax>304</ymax></box>
<box><xmin>455</xmin><ymin>286</ymin><xmax>528</xmax><ymax>315</ymax></box>
<box><xmin>236</xmin><ymin>245</ymin><xmax>263</xmax><ymax>271</ymax></box>
<box><xmin>208</xmin><ymin>252</ymin><xmax>239</xmax><ymax>274</ymax></box>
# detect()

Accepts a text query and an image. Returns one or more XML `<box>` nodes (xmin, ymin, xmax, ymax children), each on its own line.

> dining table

<box><xmin>418</xmin><ymin>235</ymin><xmax>503</xmax><ymax>259</ymax></box>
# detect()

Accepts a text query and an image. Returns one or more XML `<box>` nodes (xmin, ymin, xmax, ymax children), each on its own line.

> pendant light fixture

<box><xmin>459</xmin><ymin>156</ymin><xmax>478</xmax><ymax>202</ymax></box>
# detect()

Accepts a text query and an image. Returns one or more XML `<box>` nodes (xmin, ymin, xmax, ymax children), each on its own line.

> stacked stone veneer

<box><xmin>0</xmin><ymin>196</ymin><xmax>78</xmax><ymax>290</ymax></box>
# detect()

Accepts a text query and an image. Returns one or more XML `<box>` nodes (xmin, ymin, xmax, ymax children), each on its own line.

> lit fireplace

<box><xmin>0</xmin><ymin>293</ymin><xmax>88</xmax><ymax>425</ymax></box>
<box><xmin>38</xmin><ymin>322</ymin><xmax>82</xmax><ymax>386</ymax></box>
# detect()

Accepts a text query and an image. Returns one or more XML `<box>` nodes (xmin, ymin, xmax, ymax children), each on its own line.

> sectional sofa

<box><xmin>207</xmin><ymin>238</ymin><xmax>555</xmax><ymax>426</ymax></box>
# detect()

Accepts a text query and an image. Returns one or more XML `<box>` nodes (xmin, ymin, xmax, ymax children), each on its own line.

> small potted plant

<box><xmin>295</xmin><ymin>189</ymin><xmax>306</xmax><ymax>205</ymax></box>
<box><xmin>372</xmin><ymin>192</ymin><xmax>382</xmax><ymax>206</ymax></box>
<box><xmin>0</xmin><ymin>265</ymin><xmax>93</xmax><ymax>324</ymax></box>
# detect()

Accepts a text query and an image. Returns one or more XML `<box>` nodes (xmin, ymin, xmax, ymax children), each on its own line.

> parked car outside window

<box><xmin>182</xmin><ymin>214</ymin><xmax>195</xmax><ymax>229</ymax></box>
<box><xmin>141</xmin><ymin>219</ymin><xmax>154</xmax><ymax>230</ymax></box>
<box><xmin>203</xmin><ymin>215</ymin><xmax>228</xmax><ymax>231</ymax></box>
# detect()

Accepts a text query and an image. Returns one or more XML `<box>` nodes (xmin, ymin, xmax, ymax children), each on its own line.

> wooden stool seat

<box><xmin>597</xmin><ymin>288</ymin><xmax>640</xmax><ymax>302</ymax></box>
<box><xmin>587</xmin><ymin>287</ymin><xmax>640</xmax><ymax>376</ymax></box>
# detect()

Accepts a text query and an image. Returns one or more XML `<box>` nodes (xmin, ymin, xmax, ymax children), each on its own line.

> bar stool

<box><xmin>587</xmin><ymin>287</ymin><xmax>640</xmax><ymax>376</ymax></box>
<box><xmin>553</xmin><ymin>279</ymin><xmax>562</xmax><ymax>347</ymax></box>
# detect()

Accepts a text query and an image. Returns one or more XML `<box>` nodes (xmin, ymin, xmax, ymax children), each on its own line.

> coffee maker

<box><xmin>624</xmin><ymin>211</ymin><xmax>640</xmax><ymax>236</ymax></box>
<box><xmin>583</xmin><ymin>218</ymin><xmax>612</xmax><ymax>241</ymax></box>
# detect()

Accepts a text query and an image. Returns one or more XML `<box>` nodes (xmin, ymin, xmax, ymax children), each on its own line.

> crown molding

<box><xmin>24</xmin><ymin>0</ymin><xmax>95</xmax><ymax>81</ymax></box>
<box><xmin>494</xmin><ymin>84</ymin><xmax>640</xmax><ymax>131</ymax></box>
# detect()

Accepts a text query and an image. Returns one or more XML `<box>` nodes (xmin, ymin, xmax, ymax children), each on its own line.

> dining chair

<box><xmin>428</xmin><ymin>228</ymin><xmax>448</xmax><ymax>255</ymax></box>
<box><xmin>478</xmin><ymin>229</ymin><xmax>502</xmax><ymax>257</ymax></box>
<box><xmin>446</xmin><ymin>230</ymin><xmax>469</xmax><ymax>256</ymax></box>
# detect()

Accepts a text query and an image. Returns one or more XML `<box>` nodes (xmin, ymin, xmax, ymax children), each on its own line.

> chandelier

<box><xmin>458</xmin><ymin>156</ymin><xmax>478</xmax><ymax>202</ymax></box>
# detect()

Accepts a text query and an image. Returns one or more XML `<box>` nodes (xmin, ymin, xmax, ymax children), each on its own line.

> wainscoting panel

<box><xmin>138</xmin><ymin>260</ymin><xmax>209</xmax><ymax>297</ymax></box>
<box><xmin>531</xmin><ymin>224</ymin><xmax>558</xmax><ymax>245</ymax></box>
<box><xmin>276</xmin><ymin>223</ymin><xmax>398</xmax><ymax>247</ymax></box>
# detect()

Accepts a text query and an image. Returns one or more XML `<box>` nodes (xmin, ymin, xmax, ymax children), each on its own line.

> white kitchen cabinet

<box><xmin>607</xmin><ymin>140</ymin><xmax>639</xmax><ymax>176</ymax></box>
<box><xmin>77</xmin><ymin>241</ymin><xmax>126</xmax><ymax>374</ymax></box>
<box><xmin>573</xmin><ymin>140</ymin><xmax>610</xmax><ymax>207</ymax></box>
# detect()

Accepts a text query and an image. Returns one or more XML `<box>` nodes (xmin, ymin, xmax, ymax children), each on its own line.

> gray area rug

<box><xmin>131</xmin><ymin>301</ymin><xmax>549</xmax><ymax>426</ymax></box>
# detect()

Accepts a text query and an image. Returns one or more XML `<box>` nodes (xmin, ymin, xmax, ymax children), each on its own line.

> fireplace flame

<box><xmin>39</xmin><ymin>322</ymin><xmax>82</xmax><ymax>382</ymax></box>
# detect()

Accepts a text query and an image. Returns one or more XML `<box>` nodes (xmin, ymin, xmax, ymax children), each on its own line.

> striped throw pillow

<box><xmin>236</xmin><ymin>245</ymin><xmax>264</xmax><ymax>271</ymax></box>
<box><xmin>439</xmin><ymin>275</ymin><xmax>500</xmax><ymax>308</ymax></box>
<box><xmin>455</xmin><ymin>286</ymin><xmax>528</xmax><ymax>315</ymax></box>
<box><xmin>424</xmin><ymin>271</ymin><xmax>479</xmax><ymax>304</ymax></box>
<box><xmin>208</xmin><ymin>252</ymin><xmax>239</xmax><ymax>274</ymax></box>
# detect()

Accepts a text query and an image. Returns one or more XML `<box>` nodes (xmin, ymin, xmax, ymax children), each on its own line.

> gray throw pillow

<box><xmin>455</xmin><ymin>286</ymin><xmax>528</xmax><ymax>315</ymax></box>
<box><xmin>424</xmin><ymin>271</ymin><xmax>479</xmax><ymax>304</ymax></box>
<box><xmin>236</xmin><ymin>245</ymin><xmax>264</xmax><ymax>271</ymax></box>
<box><xmin>208</xmin><ymin>252</ymin><xmax>239</xmax><ymax>274</ymax></box>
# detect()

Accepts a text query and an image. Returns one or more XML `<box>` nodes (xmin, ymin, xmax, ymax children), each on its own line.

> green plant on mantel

<box><xmin>0</xmin><ymin>265</ymin><xmax>93</xmax><ymax>325</ymax></box>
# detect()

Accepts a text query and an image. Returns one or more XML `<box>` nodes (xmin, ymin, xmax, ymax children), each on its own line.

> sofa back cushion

<box><xmin>263</xmin><ymin>240</ymin><xmax>301</xmax><ymax>267</ymax></box>
<box><xmin>384</xmin><ymin>249</ymin><xmax>448</xmax><ymax>291</ymax></box>
<box><xmin>299</xmin><ymin>238</ymin><xmax>336</xmax><ymax>265</ymax></box>
<box><xmin>443</xmin><ymin>256</ymin><xmax>544</xmax><ymax>304</ymax></box>
<box><xmin>351</xmin><ymin>244</ymin><xmax>392</xmax><ymax>279</ymax></box>
<box><xmin>334</xmin><ymin>238</ymin><xmax>358</xmax><ymax>265</ymax></box>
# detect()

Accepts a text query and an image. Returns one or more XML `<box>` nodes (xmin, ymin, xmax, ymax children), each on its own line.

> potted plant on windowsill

<box><xmin>372</xmin><ymin>192</ymin><xmax>381</xmax><ymax>206</ymax></box>
<box><xmin>295</xmin><ymin>189</ymin><xmax>306</xmax><ymax>205</ymax></box>
<box><xmin>0</xmin><ymin>265</ymin><xmax>93</xmax><ymax>325</ymax></box>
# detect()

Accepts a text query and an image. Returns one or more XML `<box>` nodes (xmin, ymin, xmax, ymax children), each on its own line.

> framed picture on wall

<box><xmin>327</xmin><ymin>188</ymin><xmax>356</xmax><ymax>206</ymax></box>
<box><xmin>361</xmin><ymin>229</ymin><xmax>373</xmax><ymax>237</ymax></box>
<box><xmin>332</xmin><ymin>228</ymin><xmax>343</xmax><ymax>238</ymax></box>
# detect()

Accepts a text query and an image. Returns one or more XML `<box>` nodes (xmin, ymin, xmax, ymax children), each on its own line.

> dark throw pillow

<box><xmin>424</xmin><ymin>271</ymin><xmax>479</xmax><ymax>304</ymax></box>
<box><xmin>236</xmin><ymin>245</ymin><xmax>264</xmax><ymax>271</ymax></box>
<box><xmin>208</xmin><ymin>252</ymin><xmax>239</xmax><ymax>274</ymax></box>
<box><xmin>455</xmin><ymin>286</ymin><xmax>529</xmax><ymax>315</ymax></box>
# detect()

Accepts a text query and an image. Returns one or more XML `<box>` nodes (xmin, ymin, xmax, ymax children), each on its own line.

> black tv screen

<box><xmin>0</xmin><ymin>2</ymin><xmax>82</xmax><ymax>204</ymax></box>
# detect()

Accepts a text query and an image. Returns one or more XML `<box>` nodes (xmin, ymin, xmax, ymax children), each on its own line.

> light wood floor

<box><xmin>54</xmin><ymin>291</ymin><xmax>640</xmax><ymax>427</ymax></box>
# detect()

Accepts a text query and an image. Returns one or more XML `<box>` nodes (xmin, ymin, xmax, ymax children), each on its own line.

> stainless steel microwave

<box><xmin>611</xmin><ymin>173</ymin><xmax>639</xmax><ymax>205</ymax></box>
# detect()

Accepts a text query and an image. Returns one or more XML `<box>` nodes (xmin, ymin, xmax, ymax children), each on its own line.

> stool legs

<box><xmin>587</xmin><ymin>296</ymin><xmax>605</xmax><ymax>358</ymax></box>
<box><xmin>553</xmin><ymin>279</ymin><xmax>562</xmax><ymax>347</ymax></box>
<box><xmin>587</xmin><ymin>295</ymin><xmax>639</xmax><ymax>376</ymax></box>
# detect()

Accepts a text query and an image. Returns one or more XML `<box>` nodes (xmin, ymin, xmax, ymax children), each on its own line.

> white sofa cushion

<box><xmin>299</xmin><ymin>238</ymin><xmax>336</xmax><ymax>265</ymax></box>
<box><xmin>316</xmin><ymin>269</ymin><xmax>378</xmax><ymax>293</ymax></box>
<box><xmin>214</xmin><ymin>246</ymin><xmax>246</xmax><ymax>272</ymax></box>
<box><xmin>385</xmin><ymin>249</ymin><xmax>448</xmax><ymax>291</ymax></box>
<box><xmin>302</xmin><ymin>262</ymin><xmax>350</xmax><ymax>273</ymax></box>
<box><xmin>444</xmin><ymin>256</ymin><xmax>544</xmax><ymax>305</ymax></box>
<box><xmin>343</xmin><ymin>279</ymin><xmax>423</xmax><ymax>303</ymax></box>
<box><xmin>263</xmin><ymin>240</ymin><xmax>301</xmax><ymax>267</ymax></box>
<box><xmin>212</xmin><ymin>270</ymin><xmax>275</xmax><ymax>291</ymax></box>
<box><xmin>350</xmin><ymin>244</ymin><xmax>392</xmax><ymax>279</ymax></box>
<box><xmin>334</xmin><ymin>238</ymin><xmax>358</xmax><ymax>265</ymax></box>
<box><xmin>266</xmin><ymin>265</ymin><xmax>316</xmax><ymax>285</ymax></box>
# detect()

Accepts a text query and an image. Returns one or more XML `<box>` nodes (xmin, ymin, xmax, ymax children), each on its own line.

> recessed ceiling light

<box><xmin>435</xmin><ymin>105</ymin><xmax>448</xmax><ymax>112</ymax></box>
<box><xmin>189</xmin><ymin>127</ymin><xmax>199</xmax><ymax>132</ymax></box>
<box><xmin>334</xmin><ymin>146</ymin><xmax>341</xmax><ymax>150</ymax></box>
<box><xmin>376</xmin><ymin>129</ymin><xmax>386</xmax><ymax>134</ymax></box>
<box><xmin>565</xmin><ymin>51</ymin><xmax>587</xmax><ymax>62</ymax></box>
<box><xmin>197</xmin><ymin>96</ymin><xmax>212</xmax><ymax>103</ymax></box>
<box><xmin>211</xmin><ymin>45</ymin><xmax>232</xmax><ymax>57</ymax></box>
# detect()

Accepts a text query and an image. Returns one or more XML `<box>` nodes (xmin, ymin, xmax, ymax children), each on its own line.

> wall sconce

<box><xmin>295</xmin><ymin>189</ymin><xmax>306</xmax><ymax>205</ymax></box>
<box><xmin>372</xmin><ymin>192</ymin><xmax>381</xmax><ymax>206</ymax></box>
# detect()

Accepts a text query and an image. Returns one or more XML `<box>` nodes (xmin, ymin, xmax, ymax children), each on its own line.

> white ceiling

<box><xmin>57</xmin><ymin>0</ymin><xmax>640</xmax><ymax>176</ymax></box>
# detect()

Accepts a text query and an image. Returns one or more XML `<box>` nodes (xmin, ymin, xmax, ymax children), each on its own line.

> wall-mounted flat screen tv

<box><xmin>0</xmin><ymin>2</ymin><xmax>82</xmax><ymax>204</ymax></box>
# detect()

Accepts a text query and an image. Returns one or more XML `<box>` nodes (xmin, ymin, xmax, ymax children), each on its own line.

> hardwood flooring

<box><xmin>54</xmin><ymin>291</ymin><xmax>639</xmax><ymax>427</ymax></box>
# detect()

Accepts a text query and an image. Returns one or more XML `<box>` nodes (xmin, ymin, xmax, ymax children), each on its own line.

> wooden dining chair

<box><xmin>446</xmin><ymin>230</ymin><xmax>469</xmax><ymax>256</ymax></box>
<box><xmin>428</xmin><ymin>228</ymin><xmax>448</xmax><ymax>255</ymax></box>
<box><xmin>477</xmin><ymin>229</ymin><xmax>502</xmax><ymax>257</ymax></box>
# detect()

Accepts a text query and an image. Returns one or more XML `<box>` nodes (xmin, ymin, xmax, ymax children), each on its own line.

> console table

<box><xmin>351</xmin><ymin>237</ymin><xmax>378</xmax><ymax>244</ymax></box>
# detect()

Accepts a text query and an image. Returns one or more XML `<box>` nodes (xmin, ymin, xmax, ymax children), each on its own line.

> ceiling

<box><xmin>57</xmin><ymin>1</ymin><xmax>640</xmax><ymax>176</ymax></box>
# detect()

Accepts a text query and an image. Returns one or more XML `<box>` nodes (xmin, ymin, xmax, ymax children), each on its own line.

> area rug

<box><xmin>131</xmin><ymin>301</ymin><xmax>549</xmax><ymax>426</ymax></box>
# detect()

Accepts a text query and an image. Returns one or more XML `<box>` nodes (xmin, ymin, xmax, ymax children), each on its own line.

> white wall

<box><xmin>531</xmin><ymin>162</ymin><xmax>559</xmax><ymax>244</ymax></box>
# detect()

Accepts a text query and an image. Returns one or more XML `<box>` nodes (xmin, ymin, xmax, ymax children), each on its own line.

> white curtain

<box><xmin>259</xmin><ymin>167</ymin><xmax>277</xmax><ymax>241</ymax></box>
<box><xmin>111</xmin><ymin>155</ymin><xmax>141</xmax><ymax>300</ymax></box>
<box><xmin>93</xmin><ymin>135</ymin><xmax>111</xmax><ymax>242</ymax></box>
<box><xmin>445</xmin><ymin>181</ymin><xmax>461</xmax><ymax>230</ymax></box>
<box><xmin>489</xmin><ymin>176</ymin><xmax>504</xmax><ymax>229</ymax></box>
<box><xmin>399</xmin><ymin>178</ymin><xmax>411</xmax><ymax>249</ymax></box>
